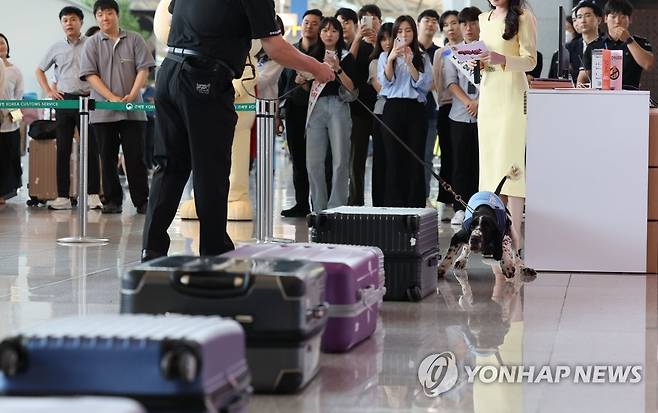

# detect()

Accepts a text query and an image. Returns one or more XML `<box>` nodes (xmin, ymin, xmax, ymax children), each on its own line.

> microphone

<box><xmin>474</xmin><ymin>60</ymin><xmax>481</xmax><ymax>84</ymax></box>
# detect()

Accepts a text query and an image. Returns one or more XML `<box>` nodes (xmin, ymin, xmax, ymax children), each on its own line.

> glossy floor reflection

<box><xmin>0</xmin><ymin>147</ymin><xmax>655</xmax><ymax>413</ymax></box>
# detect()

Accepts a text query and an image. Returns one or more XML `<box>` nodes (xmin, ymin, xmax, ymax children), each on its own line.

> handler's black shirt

<box><xmin>582</xmin><ymin>35</ymin><xmax>653</xmax><ymax>89</ymax></box>
<box><xmin>168</xmin><ymin>0</ymin><xmax>280</xmax><ymax>77</ymax></box>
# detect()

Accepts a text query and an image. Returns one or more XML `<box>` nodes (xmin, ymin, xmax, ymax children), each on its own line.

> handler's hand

<box><xmin>312</xmin><ymin>62</ymin><xmax>336</xmax><ymax>84</ymax></box>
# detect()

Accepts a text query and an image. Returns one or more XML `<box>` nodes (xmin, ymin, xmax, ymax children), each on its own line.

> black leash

<box><xmin>335</xmin><ymin>77</ymin><xmax>473</xmax><ymax>212</ymax></box>
<box><xmin>239</xmin><ymin>57</ymin><xmax>313</xmax><ymax>103</ymax></box>
<box><xmin>238</xmin><ymin>62</ymin><xmax>473</xmax><ymax>212</ymax></box>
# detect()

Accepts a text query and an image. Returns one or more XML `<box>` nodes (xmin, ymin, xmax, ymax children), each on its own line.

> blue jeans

<box><xmin>306</xmin><ymin>96</ymin><xmax>352</xmax><ymax>212</ymax></box>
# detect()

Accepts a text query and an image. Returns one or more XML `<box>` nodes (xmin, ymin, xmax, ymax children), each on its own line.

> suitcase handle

<box><xmin>170</xmin><ymin>271</ymin><xmax>251</xmax><ymax>298</ymax></box>
<box><xmin>359</xmin><ymin>285</ymin><xmax>386</xmax><ymax>310</ymax></box>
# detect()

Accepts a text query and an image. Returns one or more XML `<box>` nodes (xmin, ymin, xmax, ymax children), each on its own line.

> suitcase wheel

<box><xmin>406</xmin><ymin>286</ymin><xmax>423</xmax><ymax>302</ymax></box>
<box><xmin>26</xmin><ymin>198</ymin><xmax>39</xmax><ymax>207</ymax></box>
<box><xmin>160</xmin><ymin>346</ymin><xmax>199</xmax><ymax>383</ymax></box>
<box><xmin>70</xmin><ymin>198</ymin><xmax>78</xmax><ymax>207</ymax></box>
<box><xmin>307</xmin><ymin>213</ymin><xmax>325</xmax><ymax>228</ymax></box>
<box><xmin>0</xmin><ymin>339</ymin><xmax>26</xmax><ymax>377</ymax></box>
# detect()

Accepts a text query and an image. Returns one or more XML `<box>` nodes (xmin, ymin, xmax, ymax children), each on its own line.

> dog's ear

<box><xmin>504</xmin><ymin>211</ymin><xmax>512</xmax><ymax>235</ymax></box>
<box><xmin>450</xmin><ymin>229</ymin><xmax>470</xmax><ymax>247</ymax></box>
<box><xmin>492</xmin><ymin>231</ymin><xmax>504</xmax><ymax>261</ymax></box>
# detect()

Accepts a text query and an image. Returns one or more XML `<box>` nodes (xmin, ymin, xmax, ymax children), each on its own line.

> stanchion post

<box><xmin>79</xmin><ymin>97</ymin><xmax>89</xmax><ymax>237</ymax></box>
<box><xmin>57</xmin><ymin>97</ymin><xmax>108</xmax><ymax>246</ymax></box>
<box><xmin>255</xmin><ymin>99</ymin><xmax>275</xmax><ymax>242</ymax></box>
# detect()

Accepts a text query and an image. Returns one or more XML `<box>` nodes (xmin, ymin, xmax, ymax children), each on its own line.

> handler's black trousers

<box><xmin>143</xmin><ymin>55</ymin><xmax>237</xmax><ymax>256</ymax></box>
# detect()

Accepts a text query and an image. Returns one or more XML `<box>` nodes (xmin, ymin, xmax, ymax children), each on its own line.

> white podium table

<box><xmin>525</xmin><ymin>89</ymin><xmax>650</xmax><ymax>273</ymax></box>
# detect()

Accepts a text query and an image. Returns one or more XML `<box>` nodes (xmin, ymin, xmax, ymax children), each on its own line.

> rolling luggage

<box><xmin>384</xmin><ymin>249</ymin><xmax>441</xmax><ymax>301</ymax></box>
<box><xmin>0</xmin><ymin>314</ymin><xmax>250</xmax><ymax>413</ymax></box>
<box><xmin>221</xmin><ymin>242</ymin><xmax>386</xmax><ymax>353</ymax></box>
<box><xmin>308</xmin><ymin>207</ymin><xmax>440</xmax><ymax>301</ymax></box>
<box><xmin>0</xmin><ymin>397</ymin><xmax>146</xmax><ymax>413</ymax></box>
<box><xmin>26</xmin><ymin>137</ymin><xmax>78</xmax><ymax>206</ymax></box>
<box><xmin>121</xmin><ymin>256</ymin><xmax>328</xmax><ymax>393</ymax></box>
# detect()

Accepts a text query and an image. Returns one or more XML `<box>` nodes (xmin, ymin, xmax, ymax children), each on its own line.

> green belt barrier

<box><xmin>0</xmin><ymin>99</ymin><xmax>256</xmax><ymax>112</ymax></box>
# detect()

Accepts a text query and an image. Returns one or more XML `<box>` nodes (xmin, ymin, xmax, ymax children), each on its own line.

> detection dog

<box><xmin>438</xmin><ymin>167</ymin><xmax>537</xmax><ymax>282</ymax></box>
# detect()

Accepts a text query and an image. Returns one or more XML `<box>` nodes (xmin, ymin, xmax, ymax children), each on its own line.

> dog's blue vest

<box><xmin>463</xmin><ymin>191</ymin><xmax>508</xmax><ymax>234</ymax></box>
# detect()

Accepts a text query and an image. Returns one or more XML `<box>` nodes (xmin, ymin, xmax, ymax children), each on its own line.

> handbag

<box><xmin>28</xmin><ymin>120</ymin><xmax>57</xmax><ymax>140</ymax></box>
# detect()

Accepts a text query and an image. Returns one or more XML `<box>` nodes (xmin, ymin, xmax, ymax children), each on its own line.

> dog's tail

<box><xmin>494</xmin><ymin>165</ymin><xmax>523</xmax><ymax>196</ymax></box>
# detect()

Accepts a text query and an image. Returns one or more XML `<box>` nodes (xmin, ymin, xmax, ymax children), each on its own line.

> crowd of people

<box><xmin>1</xmin><ymin>0</ymin><xmax>154</xmax><ymax>212</ymax></box>
<box><xmin>272</xmin><ymin>0</ymin><xmax>653</xmax><ymax>243</ymax></box>
<box><xmin>0</xmin><ymin>0</ymin><xmax>654</xmax><ymax>257</ymax></box>
<box><xmin>275</xmin><ymin>0</ymin><xmax>540</xmax><ymax>234</ymax></box>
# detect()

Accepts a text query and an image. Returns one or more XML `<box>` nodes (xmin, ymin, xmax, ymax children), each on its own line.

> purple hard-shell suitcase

<box><xmin>222</xmin><ymin>243</ymin><xmax>386</xmax><ymax>353</ymax></box>
<box><xmin>0</xmin><ymin>315</ymin><xmax>251</xmax><ymax>413</ymax></box>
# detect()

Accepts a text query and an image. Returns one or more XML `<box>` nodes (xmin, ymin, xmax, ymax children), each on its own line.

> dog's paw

<box><xmin>458</xmin><ymin>294</ymin><xmax>475</xmax><ymax>311</ymax></box>
<box><xmin>521</xmin><ymin>266</ymin><xmax>538</xmax><ymax>282</ymax></box>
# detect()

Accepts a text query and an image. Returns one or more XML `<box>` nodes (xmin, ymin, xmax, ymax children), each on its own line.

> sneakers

<box><xmin>451</xmin><ymin>210</ymin><xmax>465</xmax><ymax>226</ymax></box>
<box><xmin>281</xmin><ymin>204</ymin><xmax>310</xmax><ymax>218</ymax></box>
<box><xmin>48</xmin><ymin>197</ymin><xmax>72</xmax><ymax>210</ymax></box>
<box><xmin>88</xmin><ymin>194</ymin><xmax>103</xmax><ymax>210</ymax></box>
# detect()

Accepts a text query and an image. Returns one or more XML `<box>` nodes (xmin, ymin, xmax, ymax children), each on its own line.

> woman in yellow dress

<box><xmin>477</xmin><ymin>0</ymin><xmax>537</xmax><ymax>252</ymax></box>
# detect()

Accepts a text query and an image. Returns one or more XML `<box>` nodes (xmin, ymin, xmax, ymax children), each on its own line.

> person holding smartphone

<box><xmin>368</xmin><ymin>22</ymin><xmax>393</xmax><ymax>207</ymax></box>
<box><xmin>305</xmin><ymin>17</ymin><xmax>357</xmax><ymax>212</ymax></box>
<box><xmin>377</xmin><ymin>16</ymin><xmax>433</xmax><ymax>208</ymax></box>
<box><xmin>346</xmin><ymin>4</ymin><xmax>381</xmax><ymax>206</ymax></box>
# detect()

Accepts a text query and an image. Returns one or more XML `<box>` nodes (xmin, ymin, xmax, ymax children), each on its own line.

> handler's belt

<box><xmin>166</xmin><ymin>47</ymin><xmax>236</xmax><ymax>78</ymax></box>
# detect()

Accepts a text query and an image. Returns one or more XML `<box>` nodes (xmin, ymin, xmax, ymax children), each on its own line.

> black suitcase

<box><xmin>385</xmin><ymin>249</ymin><xmax>440</xmax><ymax>301</ymax></box>
<box><xmin>308</xmin><ymin>207</ymin><xmax>439</xmax><ymax>302</ymax></box>
<box><xmin>308</xmin><ymin>207</ymin><xmax>439</xmax><ymax>257</ymax></box>
<box><xmin>121</xmin><ymin>256</ymin><xmax>328</xmax><ymax>394</ymax></box>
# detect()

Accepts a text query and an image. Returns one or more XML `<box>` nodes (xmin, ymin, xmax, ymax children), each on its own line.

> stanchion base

<box><xmin>57</xmin><ymin>237</ymin><xmax>109</xmax><ymax>246</ymax></box>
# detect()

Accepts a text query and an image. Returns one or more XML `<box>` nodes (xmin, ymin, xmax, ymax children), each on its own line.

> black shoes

<box><xmin>101</xmin><ymin>203</ymin><xmax>123</xmax><ymax>214</ymax></box>
<box><xmin>136</xmin><ymin>204</ymin><xmax>148</xmax><ymax>214</ymax></box>
<box><xmin>281</xmin><ymin>204</ymin><xmax>310</xmax><ymax>218</ymax></box>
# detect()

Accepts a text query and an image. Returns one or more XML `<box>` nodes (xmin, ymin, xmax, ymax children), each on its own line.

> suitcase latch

<box><xmin>307</xmin><ymin>303</ymin><xmax>328</xmax><ymax>320</ymax></box>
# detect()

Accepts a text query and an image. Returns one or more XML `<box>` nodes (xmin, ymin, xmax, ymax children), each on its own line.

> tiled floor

<box><xmin>0</xmin><ymin>147</ymin><xmax>655</xmax><ymax>413</ymax></box>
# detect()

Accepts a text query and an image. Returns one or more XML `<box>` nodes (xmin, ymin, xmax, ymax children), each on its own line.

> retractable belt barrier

<box><xmin>1</xmin><ymin>97</ymin><xmax>260</xmax><ymax>247</ymax></box>
<box><xmin>0</xmin><ymin>100</ymin><xmax>256</xmax><ymax>112</ymax></box>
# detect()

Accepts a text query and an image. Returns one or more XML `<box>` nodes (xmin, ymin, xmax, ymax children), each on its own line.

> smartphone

<box><xmin>361</xmin><ymin>15</ymin><xmax>373</xmax><ymax>30</ymax></box>
<box><xmin>395</xmin><ymin>37</ymin><xmax>405</xmax><ymax>48</ymax></box>
<box><xmin>324</xmin><ymin>49</ymin><xmax>337</xmax><ymax>62</ymax></box>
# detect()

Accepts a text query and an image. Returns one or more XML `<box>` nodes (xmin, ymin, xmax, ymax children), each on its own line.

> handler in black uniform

<box><xmin>142</xmin><ymin>0</ymin><xmax>334</xmax><ymax>260</ymax></box>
